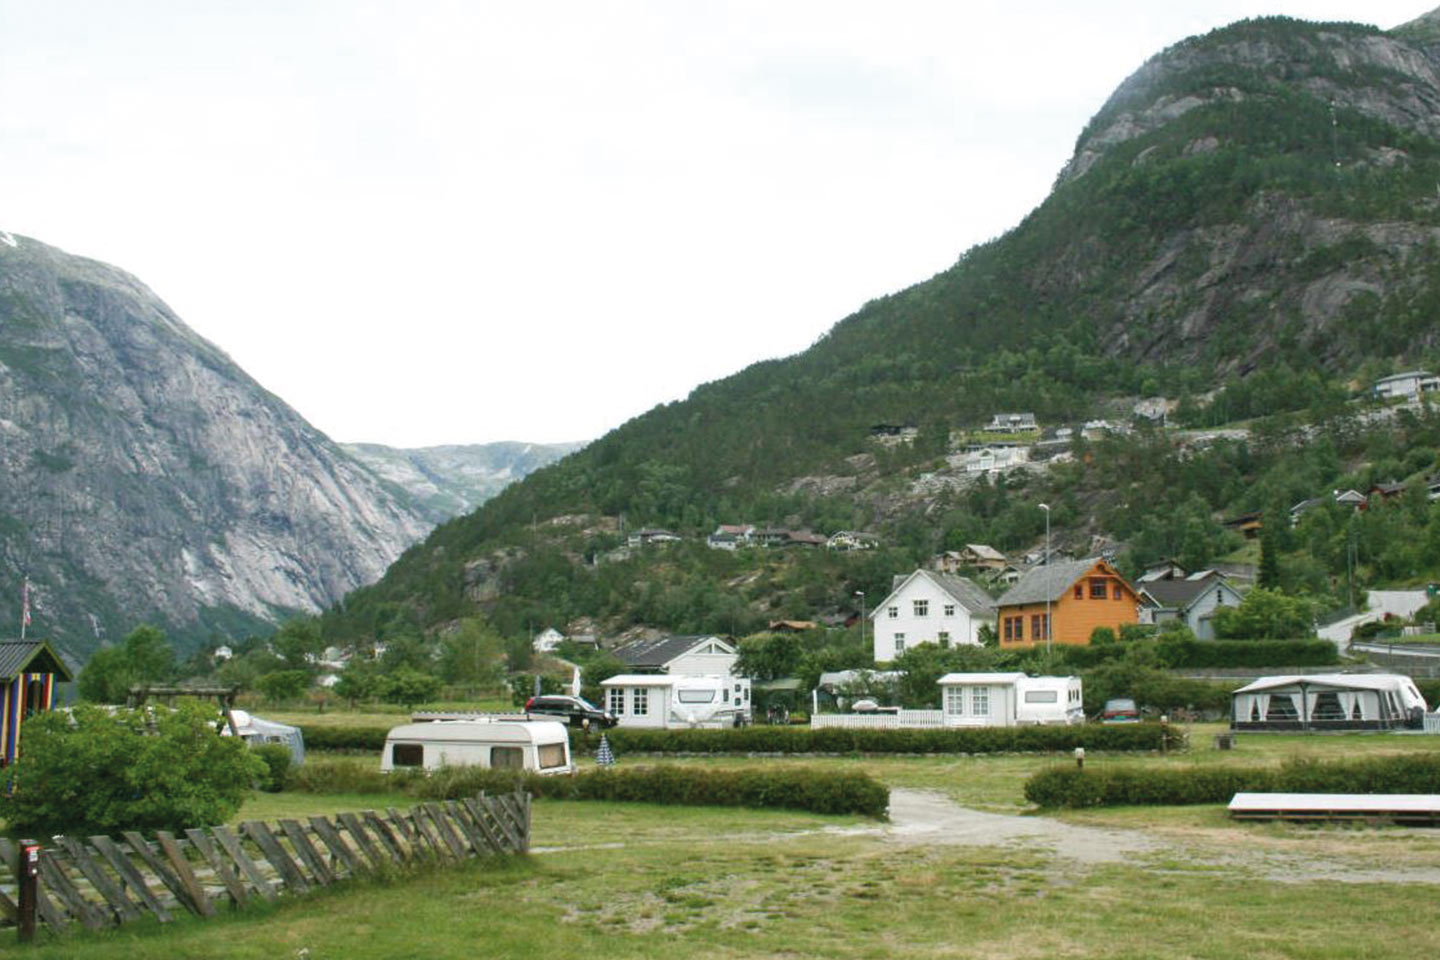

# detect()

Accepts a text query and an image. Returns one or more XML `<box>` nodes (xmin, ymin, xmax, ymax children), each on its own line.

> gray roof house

<box><xmin>1138</xmin><ymin>571</ymin><xmax>1244</xmax><ymax>641</ymax></box>
<box><xmin>869</xmin><ymin>569</ymin><xmax>997</xmax><ymax>661</ymax></box>
<box><xmin>611</xmin><ymin>634</ymin><xmax>739</xmax><ymax>677</ymax></box>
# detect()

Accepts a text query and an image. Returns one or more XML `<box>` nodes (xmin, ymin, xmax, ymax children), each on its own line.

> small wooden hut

<box><xmin>0</xmin><ymin>638</ymin><xmax>73</xmax><ymax>764</ymax></box>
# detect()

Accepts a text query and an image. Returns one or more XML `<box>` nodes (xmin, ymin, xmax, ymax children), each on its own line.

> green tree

<box><xmin>735</xmin><ymin>632</ymin><xmax>805</xmax><ymax>681</ymax></box>
<box><xmin>77</xmin><ymin>624</ymin><xmax>177</xmax><ymax>704</ymax></box>
<box><xmin>0</xmin><ymin>702</ymin><xmax>263</xmax><ymax>836</ymax></box>
<box><xmin>1212</xmin><ymin>588</ymin><xmax>1315</xmax><ymax>639</ymax></box>
<box><xmin>256</xmin><ymin>670</ymin><xmax>311</xmax><ymax>703</ymax></box>
<box><xmin>1257</xmin><ymin>516</ymin><xmax>1282</xmax><ymax>590</ymax></box>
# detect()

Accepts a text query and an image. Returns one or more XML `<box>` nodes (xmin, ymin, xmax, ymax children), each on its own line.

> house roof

<box><xmin>0</xmin><ymin>639</ymin><xmax>74</xmax><ymax>682</ymax></box>
<box><xmin>1139</xmin><ymin>574</ymin><xmax>1232</xmax><ymax>611</ymax></box>
<box><xmin>1375</xmin><ymin>370</ymin><xmax>1436</xmax><ymax>385</ymax></box>
<box><xmin>962</xmin><ymin>544</ymin><xmax>1006</xmax><ymax>562</ymax></box>
<box><xmin>611</xmin><ymin>634</ymin><xmax>735</xmax><ymax>668</ymax></box>
<box><xmin>876</xmin><ymin>569</ymin><xmax>995</xmax><ymax>616</ymax></box>
<box><xmin>938</xmin><ymin>672</ymin><xmax>1027</xmax><ymax>685</ymax></box>
<box><xmin>997</xmin><ymin>557</ymin><xmax>1122</xmax><ymax>607</ymax></box>
<box><xmin>1233</xmin><ymin>673</ymin><xmax>1416</xmax><ymax>695</ymax></box>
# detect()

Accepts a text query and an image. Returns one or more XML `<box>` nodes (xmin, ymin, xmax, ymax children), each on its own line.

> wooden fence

<box><xmin>0</xmin><ymin>790</ymin><xmax>530</xmax><ymax>938</ymax></box>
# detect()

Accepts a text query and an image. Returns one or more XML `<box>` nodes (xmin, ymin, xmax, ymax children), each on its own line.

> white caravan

<box><xmin>380</xmin><ymin>719</ymin><xmax>574</xmax><ymax>775</ymax></box>
<box><xmin>601</xmin><ymin>674</ymin><xmax>752</xmax><ymax>728</ymax></box>
<box><xmin>939</xmin><ymin>673</ymin><xmax>1084</xmax><ymax>727</ymax></box>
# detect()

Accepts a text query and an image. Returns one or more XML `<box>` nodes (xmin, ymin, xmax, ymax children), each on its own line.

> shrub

<box><xmin>410</xmin><ymin>764</ymin><xmax>891</xmax><ymax>819</ymax></box>
<box><xmin>296</xmin><ymin>725</ymin><xmax>391</xmax><ymax>752</ymax></box>
<box><xmin>252</xmin><ymin>743</ymin><xmax>294</xmax><ymax>792</ymax></box>
<box><xmin>1024</xmin><ymin>752</ymin><xmax>1440</xmax><ymax>808</ymax></box>
<box><xmin>0</xmin><ymin>703</ymin><xmax>265</xmax><ymax>837</ymax></box>
<box><xmin>572</xmin><ymin>723</ymin><xmax>1183</xmax><ymax>756</ymax></box>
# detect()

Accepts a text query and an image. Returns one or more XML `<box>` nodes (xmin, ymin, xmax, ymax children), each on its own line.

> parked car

<box><xmin>524</xmin><ymin>694</ymin><xmax>618</xmax><ymax>729</ymax></box>
<box><xmin>1101</xmin><ymin>698</ymin><xmax>1140</xmax><ymax>723</ymax></box>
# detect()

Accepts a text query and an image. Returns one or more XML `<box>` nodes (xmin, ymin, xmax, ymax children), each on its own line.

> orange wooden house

<box><xmin>995</xmin><ymin>557</ymin><xmax>1142</xmax><ymax>648</ymax></box>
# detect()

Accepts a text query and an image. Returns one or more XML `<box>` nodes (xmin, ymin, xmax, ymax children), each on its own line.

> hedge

<box><xmin>292</xmin><ymin>760</ymin><xmax>888</xmax><ymax>818</ymax></box>
<box><xmin>577</xmin><ymin>723</ymin><xmax>1183</xmax><ymax>755</ymax></box>
<box><xmin>300</xmin><ymin>721</ymin><xmax>1185</xmax><ymax>758</ymax></box>
<box><xmin>1024</xmin><ymin>753</ymin><xmax>1440</xmax><ymax>808</ymax></box>
<box><xmin>1055</xmin><ymin>639</ymin><xmax>1339</xmax><ymax>669</ymax></box>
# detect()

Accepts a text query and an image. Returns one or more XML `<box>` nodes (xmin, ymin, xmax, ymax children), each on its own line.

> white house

<box><xmin>869</xmin><ymin>569</ymin><xmax>996</xmax><ymax>662</ymax></box>
<box><xmin>1137</xmin><ymin>571</ymin><xmax>1244</xmax><ymax>640</ymax></box>
<box><xmin>610</xmin><ymin>634</ymin><xmax>739</xmax><ymax>677</ymax></box>
<box><xmin>600</xmin><ymin>674</ymin><xmax>752</xmax><ymax>728</ymax></box>
<box><xmin>1373</xmin><ymin>370</ymin><xmax>1440</xmax><ymax>402</ymax></box>
<box><xmin>984</xmin><ymin>412</ymin><xmax>1038</xmax><ymax>433</ymax></box>
<box><xmin>938</xmin><ymin>673</ymin><xmax>1084</xmax><ymax>727</ymax></box>
<box><xmin>533</xmin><ymin>627</ymin><xmax>565</xmax><ymax>654</ymax></box>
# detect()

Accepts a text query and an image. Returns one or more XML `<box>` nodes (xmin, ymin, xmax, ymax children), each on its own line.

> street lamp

<box><xmin>1038</xmin><ymin>503</ymin><xmax>1051</xmax><ymax>654</ymax></box>
<box><xmin>855</xmin><ymin>591</ymin><xmax>866</xmax><ymax>654</ymax></box>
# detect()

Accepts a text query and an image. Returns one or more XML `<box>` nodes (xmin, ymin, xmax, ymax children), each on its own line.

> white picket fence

<box><xmin>810</xmin><ymin>710</ymin><xmax>945</xmax><ymax>730</ymax></box>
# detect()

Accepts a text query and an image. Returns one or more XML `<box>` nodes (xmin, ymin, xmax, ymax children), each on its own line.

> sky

<box><xmin>1</xmin><ymin>2</ymin><xmax>1431</xmax><ymax>447</ymax></box>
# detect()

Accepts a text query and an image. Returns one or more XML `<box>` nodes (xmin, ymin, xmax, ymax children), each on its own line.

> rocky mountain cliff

<box><xmin>341</xmin><ymin>441</ymin><xmax>583</xmax><ymax>525</ymax></box>
<box><xmin>0</xmin><ymin>233</ymin><xmax>432</xmax><ymax>656</ymax></box>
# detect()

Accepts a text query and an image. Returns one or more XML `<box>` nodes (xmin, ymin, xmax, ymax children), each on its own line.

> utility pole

<box><xmin>1039</xmin><ymin>503</ymin><xmax>1052</xmax><ymax>654</ymax></box>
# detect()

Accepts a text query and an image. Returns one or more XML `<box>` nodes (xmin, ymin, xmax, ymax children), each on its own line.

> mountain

<box><xmin>340</xmin><ymin>441</ymin><xmax>584</xmax><ymax>525</ymax></box>
<box><xmin>322</xmin><ymin>11</ymin><xmax>1440</xmax><ymax>644</ymax></box>
<box><xmin>0</xmin><ymin>232</ymin><xmax>432</xmax><ymax>657</ymax></box>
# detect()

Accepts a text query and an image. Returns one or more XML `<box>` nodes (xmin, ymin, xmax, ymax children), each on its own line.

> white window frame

<box><xmin>970</xmin><ymin>686</ymin><xmax>990</xmax><ymax>717</ymax></box>
<box><xmin>888</xmin><ymin>606</ymin><xmax>899</xmax><ymax>619</ymax></box>
<box><xmin>913</xmin><ymin>599</ymin><xmax>929</xmax><ymax>618</ymax></box>
<box><xmin>608</xmin><ymin>688</ymin><xmax>625</xmax><ymax>715</ymax></box>
<box><xmin>944</xmin><ymin>686</ymin><xmax>964</xmax><ymax>715</ymax></box>
<box><xmin>944</xmin><ymin>604</ymin><xmax>956</xmax><ymax>617</ymax></box>
<box><xmin>632</xmin><ymin>687</ymin><xmax>649</xmax><ymax>716</ymax></box>
<box><xmin>893</xmin><ymin>634</ymin><xmax>905</xmax><ymax>655</ymax></box>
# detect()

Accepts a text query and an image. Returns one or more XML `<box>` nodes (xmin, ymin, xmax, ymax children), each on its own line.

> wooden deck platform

<box><xmin>1228</xmin><ymin>792</ymin><xmax>1440</xmax><ymax>824</ymax></box>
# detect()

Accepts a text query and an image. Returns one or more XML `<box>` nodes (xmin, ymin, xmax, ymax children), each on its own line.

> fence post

<box><xmin>17</xmin><ymin>840</ymin><xmax>39</xmax><ymax>943</ymax></box>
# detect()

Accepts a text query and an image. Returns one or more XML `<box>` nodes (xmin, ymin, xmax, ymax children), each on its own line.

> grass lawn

<box><xmin>20</xmin><ymin>724</ymin><xmax>1440</xmax><ymax>958</ymax></box>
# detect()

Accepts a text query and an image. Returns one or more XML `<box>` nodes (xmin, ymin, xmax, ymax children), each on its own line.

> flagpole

<box><xmin>20</xmin><ymin>578</ymin><xmax>30</xmax><ymax>641</ymax></box>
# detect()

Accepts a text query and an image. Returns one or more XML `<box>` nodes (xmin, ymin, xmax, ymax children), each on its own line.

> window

<box><xmin>1090</xmin><ymin>578</ymin><xmax>1108</xmax><ymax>599</ymax></box>
<box><xmin>913</xmin><ymin>599</ymin><xmax>929</xmax><ymax>617</ymax></box>
<box><xmin>491</xmin><ymin>746</ymin><xmax>524</xmax><ymax>769</ymax></box>
<box><xmin>538</xmin><ymin>743</ymin><xmax>568</xmax><ymax>769</ymax></box>
<box><xmin>1003</xmin><ymin>618</ymin><xmax>1013</xmax><ymax>641</ymax></box>
<box><xmin>1031</xmin><ymin>614</ymin><xmax>1042</xmax><ymax>639</ymax></box>
<box><xmin>608</xmin><ymin>688</ymin><xmax>625</xmax><ymax>715</ymax></box>
<box><xmin>938</xmin><ymin>631</ymin><xmax>950</xmax><ymax>647</ymax></box>
<box><xmin>391</xmin><ymin>743</ymin><xmax>423</xmax><ymax>768</ymax></box>
<box><xmin>970</xmin><ymin>686</ymin><xmax>990</xmax><ymax>716</ymax></box>
<box><xmin>678</xmin><ymin>689</ymin><xmax>717</xmax><ymax>703</ymax></box>
<box><xmin>944</xmin><ymin>686</ymin><xmax>964</xmax><ymax>715</ymax></box>
<box><xmin>1038</xmin><ymin>613</ymin><xmax>1049</xmax><ymax>639</ymax></box>
<box><xmin>943</xmin><ymin>604</ymin><xmax>955</xmax><ymax>617</ymax></box>
<box><xmin>1074</xmin><ymin>584</ymin><xmax>1083</xmax><ymax>599</ymax></box>
<box><xmin>888</xmin><ymin>606</ymin><xmax>899</xmax><ymax>619</ymax></box>
<box><xmin>632</xmin><ymin>688</ymin><xmax>649</xmax><ymax>716</ymax></box>
<box><xmin>894</xmin><ymin>634</ymin><xmax>906</xmax><ymax>654</ymax></box>
<box><xmin>1112</xmin><ymin>582</ymin><xmax>1123</xmax><ymax>600</ymax></box>
<box><xmin>1024</xmin><ymin>690</ymin><xmax>1058</xmax><ymax>703</ymax></box>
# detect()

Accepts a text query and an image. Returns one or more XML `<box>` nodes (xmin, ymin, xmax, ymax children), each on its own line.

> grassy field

<box><xmin>20</xmin><ymin>723</ymin><xmax>1440</xmax><ymax>959</ymax></box>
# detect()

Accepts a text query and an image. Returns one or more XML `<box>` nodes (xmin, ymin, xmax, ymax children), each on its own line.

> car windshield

<box><xmin>575</xmin><ymin>697</ymin><xmax>601</xmax><ymax>711</ymax></box>
<box><xmin>1107</xmin><ymin>699</ymin><xmax>1137</xmax><ymax>711</ymax></box>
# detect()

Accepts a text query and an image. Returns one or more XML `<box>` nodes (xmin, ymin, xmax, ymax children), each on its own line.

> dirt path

<box><xmin>830</xmin><ymin>788</ymin><xmax>1157</xmax><ymax>864</ymax></box>
<box><xmin>852</xmin><ymin>789</ymin><xmax>1440</xmax><ymax>884</ymax></box>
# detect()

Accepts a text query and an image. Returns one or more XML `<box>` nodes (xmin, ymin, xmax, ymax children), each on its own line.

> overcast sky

<box><xmin>1</xmin><ymin>2</ymin><xmax>1429</xmax><ymax>447</ymax></box>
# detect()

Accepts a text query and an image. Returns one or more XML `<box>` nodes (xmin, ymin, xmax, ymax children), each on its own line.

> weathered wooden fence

<box><xmin>0</xmin><ymin>790</ymin><xmax>530</xmax><ymax>938</ymax></box>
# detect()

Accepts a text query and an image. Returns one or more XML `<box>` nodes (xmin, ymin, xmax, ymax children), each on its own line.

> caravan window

<box><xmin>491</xmin><ymin>746</ymin><xmax>524</xmax><ymax>769</ymax></box>
<box><xmin>678</xmin><ymin>689</ymin><xmax>717</xmax><ymax>704</ymax></box>
<box><xmin>391</xmin><ymin>743</ymin><xmax>423</xmax><ymax>767</ymax></box>
<box><xmin>537</xmin><ymin>743</ymin><xmax>567</xmax><ymax>769</ymax></box>
<box><xmin>1024</xmin><ymin>690</ymin><xmax>1058</xmax><ymax>703</ymax></box>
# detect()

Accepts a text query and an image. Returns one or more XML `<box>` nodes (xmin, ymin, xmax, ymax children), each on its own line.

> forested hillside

<box><xmin>317</xmin><ymin>14</ymin><xmax>1440</xmax><ymax>648</ymax></box>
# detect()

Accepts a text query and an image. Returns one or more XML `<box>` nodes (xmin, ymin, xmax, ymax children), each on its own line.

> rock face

<box><xmin>342</xmin><ymin>441</ymin><xmax>583</xmax><ymax>524</ymax></box>
<box><xmin>0</xmin><ymin>233</ymin><xmax>431</xmax><ymax>655</ymax></box>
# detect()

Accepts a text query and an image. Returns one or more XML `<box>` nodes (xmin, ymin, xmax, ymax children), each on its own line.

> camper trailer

<box><xmin>939</xmin><ymin>673</ymin><xmax>1084</xmax><ymax>727</ymax></box>
<box><xmin>600</xmin><ymin>674</ymin><xmax>752</xmax><ymax>728</ymax></box>
<box><xmin>1015</xmin><ymin>676</ymin><xmax>1085</xmax><ymax>725</ymax></box>
<box><xmin>223</xmin><ymin>708</ymin><xmax>306</xmax><ymax>766</ymax></box>
<box><xmin>380</xmin><ymin>719</ymin><xmax>574</xmax><ymax>775</ymax></box>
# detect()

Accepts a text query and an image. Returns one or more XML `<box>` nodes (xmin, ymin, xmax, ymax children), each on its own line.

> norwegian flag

<box><xmin>21</xmin><ymin>578</ymin><xmax>31</xmax><ymax>634</ymax></box>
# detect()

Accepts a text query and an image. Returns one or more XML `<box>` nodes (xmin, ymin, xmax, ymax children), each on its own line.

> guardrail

<box><xmin>2</xmin><ymin>790</ymin><xmax>530</xmax><ymax>940</ymax></box>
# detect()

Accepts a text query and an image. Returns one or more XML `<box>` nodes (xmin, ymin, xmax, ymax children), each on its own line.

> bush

<box><xmin>572</xmin><ymin>723</ymin><xmax>1183</xmax><ymax>756</ymax></box>
<box><xmin>1153</xmin><ymin>638</ymin><xmax>1339</xmax><ymax>668</ymax></box>
<box><xmin>252</xmin><ymin>743</ymin><xmax>295</xmax><ymax>792</ymax></box>
<box><xmin>1024</xmin><ymin>752</ymin><xmax>1440</xmax><ymax>808</ymax></box>
<box><xmin>297</xmin><ymin>725</ymin><xmax>391</xmax><ymax>752</ymax></box>
<box><xmin>410</xmin><ymin>765</ymin><xmax>890</xmax><ymax>819</ymax></box>
<box><xmin>0</xmin><ymin>703</ymin><xmax>265</xmax><ymax>837</ymax></box>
